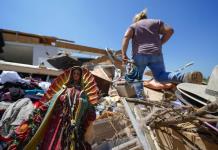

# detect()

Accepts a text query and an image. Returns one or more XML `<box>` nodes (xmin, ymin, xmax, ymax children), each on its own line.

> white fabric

<box><xmin>38</xmin><ymin>81</ymin><xmax>51</xmax><ymax>91</ymax></box>
<box><xmin>0</xmin><ymin>101</ymin><xmax>12</xmax><ymax>111</ymax></box>
<box><xmin>0</xmin><ymin>71</ymin><xmax>30</xmax><ymax>84</ymax></box>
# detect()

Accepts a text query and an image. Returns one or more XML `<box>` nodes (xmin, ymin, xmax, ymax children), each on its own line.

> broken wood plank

<box><xmin>129</xmin><ymin>145</ymin><xmax>143</xmax><ymax>150</ymax></box>
<box><xmin>2</xmin><ymin>29</ymin><xmax>107</xmax><ymax>55</ymax></box>
<box><xmin>121</xmin><ymin>98</ymin><xmax>152</xmax><ymax>150</ymax></box>
<box><xmin>56</xmin><ymin>41</ymin><xmax>106</xmax><ymax>55</ymax></box>
<box><xmin>112</xmin><ymin>138</ymin><xmax>140</xmax><ymax>150</ymax></box>
<box><xmin>0</xmin><ymin>60</ymin><xmax>62</xmax><ymax>76</ymax></box>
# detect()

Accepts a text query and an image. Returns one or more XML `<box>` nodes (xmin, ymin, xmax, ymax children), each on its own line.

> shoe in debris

<box><xmin>183</xmin><ymin>71</ymin><xmax>203</xmax><ymax>84</ymax></box>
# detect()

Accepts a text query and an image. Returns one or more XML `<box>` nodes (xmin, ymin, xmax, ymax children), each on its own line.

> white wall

<box><xmin>32</xmin><ymin>45</ymin><xmax>60</xmax><ymax>68</ymax></box>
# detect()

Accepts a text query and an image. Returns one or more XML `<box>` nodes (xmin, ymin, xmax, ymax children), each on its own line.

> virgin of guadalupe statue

<box><xmin>10</xmin><ymin>66</ymin><xmax>99</xmax><ymax>150</ymax></box>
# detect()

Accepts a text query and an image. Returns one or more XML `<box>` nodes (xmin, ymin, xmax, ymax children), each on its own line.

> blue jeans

<box><xmin>133</xmin><ymin>54</ymin><xmax>184</xmax><ymax>83</ymax></box>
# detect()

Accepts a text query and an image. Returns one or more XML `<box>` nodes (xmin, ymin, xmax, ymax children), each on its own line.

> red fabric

<box><xmin>48</xmin><ymin>119</ymin><xmax>62</xmax><ymax>150</ymax></box>
<box><xmin>0</xmin><ymin>136</ymin><xmax>12</xmax><ymax>142</ymax></box>
<box><xmin>40</xmin><ymin>103</ymin><xmax>62</xmax><ymax>150</ymax></box>
<box><xmin>54</xmin><ymin>127</ymin><xmax>64</xmax><ymax>150</ymax></box>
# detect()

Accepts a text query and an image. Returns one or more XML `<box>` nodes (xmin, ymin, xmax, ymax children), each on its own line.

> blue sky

<box><xmin>1</xmin><ymin>0</ymin><xmax>218</xmax><ymax>77</ymax></box>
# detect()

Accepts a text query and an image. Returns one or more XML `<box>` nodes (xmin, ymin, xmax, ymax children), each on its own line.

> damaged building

<box><xmin>0</xmin><ymin>29</ymin><xmax>218</xmax><ymax>150</ymax></box>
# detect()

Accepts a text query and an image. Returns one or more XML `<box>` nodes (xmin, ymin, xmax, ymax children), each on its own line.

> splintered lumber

<box><xmin>129</xmin><ymin>145</ymin><xmax>143</xmax><ymax>150</ymax></box>
<box><xmin>121</xmin><ymin>98</ymin><xmax>152</xmax><ymax>150</ymax></box>
<box><xmin>112</xmin><ymin>138</ymin><xmax>141</xmax><ymax>150</ymax></box>
<box><xmin>150</xmin><ymin>116</ymin><xmax>195</xmax><ymax>128</ymax></box>
<box><xmin>171</xmin><ymin>127</ymin><xmax>202</xmax><ymax>150</ymax></box>
<box><xmin>195</xmin><ymin>99</ymin><xmax>218</xmax><ymax>116</ymax></box>
<box><xmin>126</xmin><ymin>98</ymin><xmax>170</xmax><ymax>107</ymax></box>
<box><xmin>151</xmin><ymin>100</ymin><xmax>218</xmax><ymax>128</ymax></box>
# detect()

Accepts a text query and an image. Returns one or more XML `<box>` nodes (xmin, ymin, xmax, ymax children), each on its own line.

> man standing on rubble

<box><xmin>121</xmin><ymin>9</ymin><xmax>203</xmax><ymax>84</ymax></box>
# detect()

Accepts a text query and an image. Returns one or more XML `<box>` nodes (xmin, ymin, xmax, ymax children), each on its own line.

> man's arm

<box><xmin>159</xmin><ymin>23</ymin><xmax>174</xmax><ymax>45</ymax></box>
<box><xmin>121</xmin><ymin>28</ymin><xmax>133</xmax><ymax>64</ymax></box>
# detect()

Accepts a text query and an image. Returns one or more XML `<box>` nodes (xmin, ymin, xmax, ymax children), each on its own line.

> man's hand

<box><xmin>122</xmin><ymin>54</ymin><xmax>129</xmax><ymax>65</ymax></box>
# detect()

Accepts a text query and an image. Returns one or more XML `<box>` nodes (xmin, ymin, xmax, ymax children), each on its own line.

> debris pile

<box><xmin>0</xmin><ymin>29</ymin><xmax>217</xmax><ymax>149</ymax></box>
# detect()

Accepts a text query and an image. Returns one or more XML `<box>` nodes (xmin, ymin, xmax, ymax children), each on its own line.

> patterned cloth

<box><xmin>125</xmin><ymin>64</ymin><xmax>141</xmax><ymax>82</ymax></box>
<box><xmin>0</xmin><ymin>98</ymin><xmax>34</xmax><ymax>137</ymax></box>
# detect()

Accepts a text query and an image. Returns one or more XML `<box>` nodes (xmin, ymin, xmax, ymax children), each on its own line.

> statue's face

<box><xmin>72</xmin><ymin>69</ymin><xmax>81</xmax><ymax>82</ymax></box>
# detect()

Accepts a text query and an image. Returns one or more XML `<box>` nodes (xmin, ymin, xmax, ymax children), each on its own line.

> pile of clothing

<box><xmin>0</xmin><ymin>71</ymin><xmax>51</xmax><ymax>149</ymax></box>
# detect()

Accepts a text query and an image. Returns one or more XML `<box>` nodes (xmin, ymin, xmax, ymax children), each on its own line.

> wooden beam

<box><xmin>56</xmin><ymin>41</ymin><xmax>106</xmax><ymax>55</ymax></box>
<box><xmin>3</xmin><ymin>32</ymin><xmax>40</xmax><ymax>44</ymax></box>
<box><xmin>2</xmin><ymin>29</ymin><xmax>51</xmax><ymax>39</ymax></box>
<box><xmin>2</xmin><ymin>29</ymin><xmax>107</xmax><ymax>55</ymax></box>
<box><xmin>121</xmin><ymin>98</ymin><xmax>152</xmax><ymax>150</ymax></box>
<box><xmin>0</xmin><ymin>60</ymin><xmax>63</xmax><ymax>76</ymax></box>
<box><xmin>2</xmin><ymin>29</ymin><xmax>57</xmax><ymax>45</ymax></box>
<box><xmin>112</xmin><ymin>138</ymin><xmax>140</xmax><ymax>150</ymax></box>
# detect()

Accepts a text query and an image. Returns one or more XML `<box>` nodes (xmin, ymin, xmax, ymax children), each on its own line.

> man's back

<box><xmin>130</xmin><ymin>19</ymin><xmax>163</xmax><ymax>56</ymax></box>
